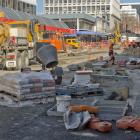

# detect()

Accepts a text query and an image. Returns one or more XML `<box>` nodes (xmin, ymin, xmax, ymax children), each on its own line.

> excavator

<box><xmin>111</xmin><ymin>23</ymin><xmax>121</xmax><ymax>44</ymax></box>
<box><xmin>38</xmin><ymin>30</ymin><xmax>66</xmax><ymax>52</ymax></box>
<box><xmin>64</xmin><ymin>36</ymin><xmax>80</xmax><ymax>49</ymax></box>
<box><xmin>38</xmin><ymin>26</ymin><xmax>78</xmax><ymax>52</ymax></box>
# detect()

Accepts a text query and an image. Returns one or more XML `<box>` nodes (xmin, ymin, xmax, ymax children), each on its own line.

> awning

<box><xmin>64</xmin><ymin>34</ymin><xmax>77</xmax><ymax>37</ymax></box>
<box><xmin>76</xmin><ymin>30</ymin><xmax>103</xmax><ymax>36</ymax></box>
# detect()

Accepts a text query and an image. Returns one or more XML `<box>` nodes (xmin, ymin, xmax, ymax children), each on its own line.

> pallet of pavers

<box><xmin>0</xmin><ymin>71</ymin><xmax>55</xmax><ymax>106</ymax></box>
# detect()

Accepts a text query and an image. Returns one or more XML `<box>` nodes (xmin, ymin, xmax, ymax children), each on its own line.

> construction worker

<box><xmin>108</xmin><ymin>43</ymin><xmax>115</xmax><ymax>65</ymax></box>
<box><xmin>54</xmin><ymin>66</ymin><xmax>64</xmax><ymax>85</ymax></box>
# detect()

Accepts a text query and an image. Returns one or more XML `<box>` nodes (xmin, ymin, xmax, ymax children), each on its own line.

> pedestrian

<box><xmin>54</xmin><ymin>66</ymin><xmax>64</xmax><ymax>85</ymax></box>
<box><xmin>108</xmin><ymin>43</ymin><xmax>115</xmax><ymax>65</ymax></box>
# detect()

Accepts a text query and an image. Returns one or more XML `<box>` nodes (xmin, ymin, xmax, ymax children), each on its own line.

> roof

<box><xmin>43</xmin><ymin>13</ymin><xmax>96</xmax><ymax>23</ymax></box>
<box><xmin>0</xmin><ymin>6</ymin><xmax>69</xmax><ymax>28</ymax></box>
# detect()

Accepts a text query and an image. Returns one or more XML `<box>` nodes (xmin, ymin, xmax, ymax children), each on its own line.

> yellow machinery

<box><xmin>65</xmin><ymin>38</ymin><xmax>80</xmax><ymax>49</ymax></box>
<box><xmin>111</xmin><ymin>23</ymin><xmax>121</xmax><ymax>44</ymax></box>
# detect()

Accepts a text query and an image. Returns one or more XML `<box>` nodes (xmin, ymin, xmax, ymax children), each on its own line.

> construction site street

<box><xmin>0</xmin><ymin>47</ymin><xmax>140</xmax><ymax>140</ymax></box>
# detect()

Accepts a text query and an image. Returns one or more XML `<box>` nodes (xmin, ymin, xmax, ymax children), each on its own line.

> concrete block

<box><xmin>73</xmin><ymin>70</ymin><xmax>92</xmax><ymax>85</ymax></box>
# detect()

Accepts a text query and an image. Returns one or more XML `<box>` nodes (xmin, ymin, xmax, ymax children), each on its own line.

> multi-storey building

<box><xmin>121</xmin><ymin>5</ymin><xmax>139</xmax><ymax>18</ymax></box>
<box><xmin>120</xmin><ymin>0</ymin><xmax>140</xmax><ymax>33</ymax></box>
<box><xmin>0</xmin><ymin>0</ymin><xmax>36</xmax><ymax>14</ymax></box>
<box><xmin>120</xmin><ymin>0</ymin><xmax>140</xmax><ymax>17</ymax></box>
<box><xmin>44</xmin><ymin>0</ymin><xmax>121</xmax><ymax>31</ymax></box>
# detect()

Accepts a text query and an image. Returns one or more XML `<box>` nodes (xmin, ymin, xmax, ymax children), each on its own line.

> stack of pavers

<box><xmin>0</xmin><ymin>71</ymin><xmax>55</xmax><ymax>103</ymax></box>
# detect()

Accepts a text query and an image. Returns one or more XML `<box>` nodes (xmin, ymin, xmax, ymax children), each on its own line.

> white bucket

<box><xmin>56</xmin><ymin>95</ymin><xmax>71</xmax><ymax>112</ymax></box>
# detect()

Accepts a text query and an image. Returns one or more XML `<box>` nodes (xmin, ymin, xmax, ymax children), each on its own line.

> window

<box><xmin>106</xmin><ymin>6</ymin><xmax>110</xmax><ymax>11</ymax></box>
<box><xmin>72</xmin><ymin>7</ymin><xmax>76</xmax><ymax>11</ymax></box>
<box><xmin>97</xmin><ymin>0</ymin><xmax>100</xmax><ymax>4</ymax></box>
<box><xmin>82</xmin><ymin>6</ymin><xmax>86</xmax><ymax>12</ymax></box>
<box><xmin>43</xmin><ymin>33</ymin><xmax>49</xmax><ymax>39</ymax></box>
<box><xmin>101</xmin><ymin>0</ymin><xmax>105</xmax><ymax>4</ymax></box>
<box><xmin>50</xmin><ymin>0</ymin><xmax>53</xmax><ymax>4</ymax></box>
<box><xmin>106</xmin><ymin>0</ymin><xmax>110</xmax><ymax>4</ymax></box>
<box><xmin>64</xmin><ymin>0</ymin><xmax>67</xmax><ymax>3</ymax></box>
<box><xmin>78</xmin><ymin>0</ymin><xmax>81</xmax><ymax>4</ymax></box>
<box><xmin>77</xmin><ymin>6</ymin><xmax>81</xmax><ymax>12</ymax></box>
<box><xmin>59</xmin><ymin>7</ymin><xmax>62</xmax><ymax>13</ymax></box>
<box><xmin>87</xmin><ymin>0</ymin><xmax>90</xmax><ymax>4</ymax></box>
<box><xmin>68</xmin><ymin>7</ymin><xmax>71</xmax><ymax>11</ymax></box>
<box><xmin>101</xmin><ymin>6</ymin><xmax>105</xmax><ymax>11</ymax></box>
<box><xmin>87</xmin><ymin>6</ymin><xmax>90</xmax><ymax>13</ymax></box>
<box><xmin>92</xmin><ymin>6</ymin><xmax>95</xmax><ymax>12</ymax></box>
<box><xmin>46</xmin><ymin>0</ymin><xmax>49</xmax><ymax>4</ymax></box>
<box><xmin>73</xmin><ymin>0</ymin><xmax>76</xmax><ymax>4</ymax></box>
<box><xmin>54</xmin><ymin>7</ymin><xmax>58</xmax><ymax>12</ymax></box>
<box><xmin>45</xmin><ymin>7</ymin><xmax>49</xmax><ymax>13</ymax></box>
<box><xmin>50</xmin><ymin>7</ymin><xmax>53</xmax><ymax>12</ymax></box>
<box><xmin>82</xmin><ymin>0</ymin><xmax>86</xmax><ymax>4</ymax></box>
<box><xmin>97</xmin><ymin>6</ymin><xmax>100</xmax><ymax>10</ymax></box>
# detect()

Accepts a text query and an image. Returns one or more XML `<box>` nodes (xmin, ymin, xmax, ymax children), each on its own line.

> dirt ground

<box><xmin>0</xmin><ymin>104</ymin><xmax>140</xmax><ymax>140</ymax></box>
<box><xmin>0</xmin><ymin>48</ymin><xmax>140</xmax><ymax>140</ymax></box>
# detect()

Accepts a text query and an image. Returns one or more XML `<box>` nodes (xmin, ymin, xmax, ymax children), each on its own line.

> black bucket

<box><xmin>36</xmin><ymin>42</ymin><xmax>58</xmax><ymax>68</ymax></box>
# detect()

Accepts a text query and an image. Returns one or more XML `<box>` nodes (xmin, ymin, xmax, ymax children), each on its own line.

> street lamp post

<box><xmin>102</xmin><ymin>12</ymin><xmax>108</xmax><ymax>33</ymax></box>
<box><xmin>95</xmin><ymin>16</ymin><xmax>100</xmax><ymax>47</ymax></box>
<box><xmin>95</xmin><ymin>17</ymin><xmax>98</xmax><ymax>44</ymax></box>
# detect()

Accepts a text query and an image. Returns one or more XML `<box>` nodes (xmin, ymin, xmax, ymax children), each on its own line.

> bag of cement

<box><xmin>64</xmin><ymin>110</ymin><xmax>91</xmax><ymax>130</ymax></box>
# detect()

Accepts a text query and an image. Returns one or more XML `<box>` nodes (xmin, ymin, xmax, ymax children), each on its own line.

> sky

<box><xmin>36</xmin><ymin>0</ymin><xmax>44</xmax><ymax>15</ymax></box>
<box><xmin>121</xmin><ymin>0</ymin><xmax>140</xmax><ymax>3</ymax></box>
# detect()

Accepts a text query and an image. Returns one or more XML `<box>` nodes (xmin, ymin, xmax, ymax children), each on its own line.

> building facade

<box><xmin>44</xmin><ymin>0</ymin><xmax>121</xmax><ymax>32</ymax></box>
<box><xmin>121</xmin><ymin>5</ymin><xmax>139</xmax><ymax>18</ymax></box>
<box><xmin>0</xmin><ymin>0</ymin><xmax>36</xmax><ymax>14</ymax></box>
<box><xmin>45</xmin><ymin>13</ymin><xmax>96</xmax><ymax>31</ymax></box>
<box><xmin>120</xmin><ymin>0</ymin><xmax>140</xmax><ymax>17</ymax></box>
<box><xmin>120</xmin><ymin>1</ymin><xmax>140</xmax><ymax>33</ymax></box>
<box><xmin>121</xmin><ymin>5</ymin><xmax>140</xmax><ymax>33</ymax></box>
